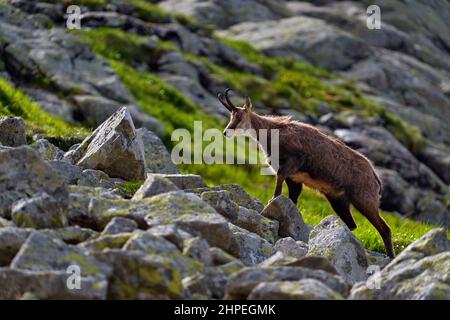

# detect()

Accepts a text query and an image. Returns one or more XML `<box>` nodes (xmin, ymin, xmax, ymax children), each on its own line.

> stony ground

<box><xmin>0</xmin><ymin>108</ymin><xmax>448</xmax><ymax>300</ymax></box>
<box><xmin>0</xmin><ymin>0</ymin><xmax>449</xmax><ymax>300</ymax></box>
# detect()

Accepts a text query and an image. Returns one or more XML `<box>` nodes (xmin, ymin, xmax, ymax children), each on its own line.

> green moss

<box><xmin>0</xmin><ymin>78</ymin><xmax>88</xmax><ymax>148</ymax></box>
<box><xmin>117</xmin><ymin>180</ymin><xmax>145</xmax><ymax>199</ymax></box>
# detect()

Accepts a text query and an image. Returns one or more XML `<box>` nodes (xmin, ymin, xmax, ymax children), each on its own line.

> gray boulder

<box><xmin>228</xmin><ymin>224</ymin><xmax>274</xmax><ymax>266</ymax></box>
<box><xmin>248</xmin><ymin>279</ymin><xmax>343</xmax><ymax>300</ymax></box>
<box><xmin>221</xmin><ymin>16</ymin><xmax>371</xmax><ymax>71</ymax></box>
<box><xmin>307</xmin><ymin>216</ymin><xmax>368</xmax><ymax>284</ymax></box>
<box><xmin>30</xmin><ymin>139</ymin><xmax>64</xmax><ymax>161</ymax></box>
<box><xmin>10</xmin><ymin>232</ymin><xmax>111</xmax><ymax>295</ymax></box>
<box><xmin>0</xmin><ymin>146</ymin><xmax>68</xmax><ymax>219</ymax></box>
<box><xmin>183</xmin><ymin>237</ymin><xmax>213</xmax><ymax>266</ymax></box>
<box><xmin>137</xmin><ymin>128</ymin><xmax>179</xmax><ymax>174</ymax></box>
<box><xmin>0</xmin><ymin>116</ymin><xmax>26</xmax><ymax>147</ymax></box>
<box><xmin>0</xmin><ymin>227</ymin><xmax>31</xmax><ymax>266</ymax></box>
<box><xmin>71</xmin><ymin>107</ymin><xmax>146</xmax><ymax>181</ymax></box>
<box><xmin>186</xmin><ymin>184</ymin><xmax>265</xmax><ymax>212</ymax></box>
<box><xmin>48</xmin><ymin>160</ymin><xmax>82</xmax><ymax>185</ymax></box>
<box><xmin>153</xmin><ymin>174</ymin><xmax>206</xmax><ymax>190</ymax></box>
<box><xmin>274</xmin><ymin>237</ymin><xmax>308</xmax><ymax>259</ymax></box>
<box><xmin>226</xmin><ymin>266</ymin><xmax>349</xmax><ymax>299</ymax></box>
<box><xmin>160</xmin><ymin>0</ymin><xmax>292</xmax><ymax>29</ymax></box>
<box><xmin>102</xmin><ymin>217</ymin><xmax>138</xmax><ymax>235</ymax></box>
<box><xmin>142</xmin><ymin>191</ymin><xmax>241</xmax><ymax>257</ymax></box>
<box><xmin>11</xmin><ymin>192</ymin><xmax>67</xmax><ymax>229</ymax></box>
<box><xmin>201</xmin><ymin>190</ymin><xmax>278</xmax><ymax>243</ymax></box>
<box><xmin>147</xmin><ymin>224</ymin><xmax>193</xmax><ymax>251</ymax></box>
<box><xmin>132</xmin><ymin>174</ymin><xmax>179</xmax><ymax>200</ymax></box>
<box><xmin>0</xmin><ymin>268</ymin><xmax>108</xmax><ymax>299</ymax></box>
<box><xmin>92</xmin><ymin>249</ymin><xmax>183</xmax><ymax>299</ymax></box>
<box><xmin>350</xmin><ymin>228</ymin><xmax>450</xmax><ymax>300</ymax></box>
<box><xmin>261</xmin><ymin>196</ymin><xmax>312</xmax><ymax>242</ymax></box>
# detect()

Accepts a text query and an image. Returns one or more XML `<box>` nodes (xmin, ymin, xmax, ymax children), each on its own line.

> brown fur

<box><xmin>222</xmin><ymin>100</ymin><xmax>394</xmax><ymax>258</ymax></box>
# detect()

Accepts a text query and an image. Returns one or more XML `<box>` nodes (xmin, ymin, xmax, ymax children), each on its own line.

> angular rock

<box><xmin>248</xmin><ymin>279</ymin><xmax>344</xmax><ymax>300</ymax></box>
<box><xmin>274</xmin><ymin>237</ymin><xmax>308</xmax><ymax>259</ymax></box>
<box><xmin>0</xmin><ymin>268</ymin><xmax>108</xmax><ymax>300</ymax></box>
<box><xmin>0</xmin><ymin>146</ymin><xmax>68</xmax><ymax>219</ymax></box>
<box><xmin>123</xmin><ymin>231</ymin><xmax>204</xmax><ymax>276</ymax></box>
<box><xmin>161</xmin><ymin>0</ymin><xmax>291</xmax><ymax>29</ymax></box>
<box><xmin>30</xmin><ymin>139</ymin><xmax>64</xmax><ymax>161</ymax></box>
<box><xmin>226</xmin><ymin>266</ymin><xmax>349</xmax><ymax>299</ymax></box>
<box><xmin>41</xmin><ymin>226</ymin><xmax>98</xmax><ymax>245</ymax></box>
<box><xmin>308</xmin><ymin>216</ymin><xmax>368</xmax><ymax>284</ymax></box>
<box><xmin>102</xmin><ymin>217</ymin><xmax>138</xmax><ymax>235</ymax></box>
<box><xmin>71</xmin><ymin>107</ymin><xmax>146</xmax><ymax>181</ymax></box>
<box><xmin>0</xmin><ymin>116</ymin><xmax>26</xmax><ymax>147</ymax></box>
<box><xmin>67</xmin><ymin>185</ymin><xmax>122</xmax><ymax>229</ymax></box>
<box><xmin>202</xmin><ymin>190</ymin><xmax>278</xmax><ymax>243</ymax></box>
<box><xmin>210</xmin><ymin>247</ymin><xmax>238</xmax><ymax>266</ymax></box>
<box><xmin>284</xmin><ymin>256</ymin><xmax>339</xmax><ymax>276</ymax></box>
<box><xmin>261</xmin><ymin>196</ymin><xmax>312</xmax><ymax>242</ymax></box>
<box><xmin>147</xmin><ymin>224</ymin><xmax>193</xmax><ymax>250</ymax></box>
<box><xmin>141</xmin><ymin>191</ymin><xmax>241</xmax><ymax>256</ymax></box>
<box><xmin>48</xmin><ymin>160</ymin><xmax>82</xmax><ymax>185</ymax></box>
<box><xmin>228</xmin><ymin>224</ymin><xmax>274</xmax><ymax>266</ymax></box>
<box><xmin>77</xmin><ymin>169</ymin><xmax>116</xmax><ymax>189</ymax></box>
<box><xmin>80</xmin><ymin>233</ymin><xmax>131</xmax><ymax>251</ymax></box>
<box><xmin>0</xmin><ymin>217</ymin><xmax>13</xmax><ymax>228</ymax></box>
<box><xmin>132</xmin><ymin>174</ymin><xmax>179</xmax><ymax>200</ymax></box>
<box><xmin>137</xmin><ymin>128</ymin><xmax>179</xmax><ymax>174</ymax></box>
<box><xmin>221</xmin><ymin>16</ymin><xmax>371</xmax><ymax>71</ymax></box>
<box><xmin>92</xmin><ymin>249</ymin><xmax>183</xmax><ymax>299</ymax></box>
<box><xmin>10</xmin><ymin>232</ymin><xmax>111</xmax><ymax>294</ymax></box>
<box><xmin>182</xmin><ymin>273</ymin><xmax>212</xmax><ymax>299</ymax></box>
<box><xmin>11</xmin><ymin>192</ymin><xmax>67</xmax><ymax>229</ymax></box>
<box><xmin>153</xmin><ymin>174</ymin><xmax>206</xmax><ymax>190</ymax></box>
<box><xmin>350</xmin><ymin>229</ymin><xmax>450</xmax><ymax>300</ymax></box>
<box><xmin>183</xmin><ymin>237</ymin><xmax>212</xmax><ymax>266</ymax></box>
<box><xmin>0</xmin><ymin>227</ymin><xmax>31</xmax><ymax>266</ymax></box>
<box><xmin>187</xmin><ymin>184</ymin><xmax>264</xmax><ymax>212</ymax></box>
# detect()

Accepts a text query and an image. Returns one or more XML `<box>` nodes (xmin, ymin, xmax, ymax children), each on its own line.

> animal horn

<box><xmin>224</xmin><ymin>88</ymin><xmax>237</xmax><ymax>110</ymax></box>
<box><xmin>217</xmin><ymin>89</ymin><xmax>236</xmax><ymax>112</ymax></box>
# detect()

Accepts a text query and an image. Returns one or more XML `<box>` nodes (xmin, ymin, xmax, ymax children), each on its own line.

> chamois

<box><xmin>218</xmin><ymin>89</ymin><xmax>394</xmax><ymax>258</ymax></box>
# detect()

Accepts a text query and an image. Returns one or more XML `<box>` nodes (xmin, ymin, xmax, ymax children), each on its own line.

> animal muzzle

<box><xmin>223</xmin><ymin>129</ymin><xmax>233</xmax><ymax>138</ymax></box>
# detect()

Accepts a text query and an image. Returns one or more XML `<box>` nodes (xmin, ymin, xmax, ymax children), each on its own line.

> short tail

<box><xmin>373</xmin><ymin>170</ymin><xmax>383</xmax><ymax>196</ymax></box>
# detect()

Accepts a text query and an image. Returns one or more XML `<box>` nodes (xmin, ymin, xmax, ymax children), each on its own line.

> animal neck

<box><xmin>249</xmin><ymin>113</ymin><xmax>291</xmax><ymax>135</ymax></box>
<box><xmin>248</xmin><ymin>113</ymin><xmax>291</xmax><ymax>155</ymax></box>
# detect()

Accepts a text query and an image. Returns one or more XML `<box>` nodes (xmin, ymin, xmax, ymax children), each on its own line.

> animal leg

<box><xmin>351</xmin><ymin>198</ymin><xmax>395</xmax><ymax>258</ymax></box>
<box><xmin>326</xmin><ymin>196</ymin><xmax>357</xmax><ymax>231</ymax></box>
<box><xmin>272</xmin><ymin>174</ymin><xmax>285</xmax><ymax>200</ymax></box>
<box><xmin>286</xmin><ymin>178</ymin><xmax>302</xmax><ymax>204</ymax></box>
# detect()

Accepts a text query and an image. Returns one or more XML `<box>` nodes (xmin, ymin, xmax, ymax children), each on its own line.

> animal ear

<box><xmin>244</xmin><ymin>96</ymin><xmax>253</xmax><ymax>111</ymax></box>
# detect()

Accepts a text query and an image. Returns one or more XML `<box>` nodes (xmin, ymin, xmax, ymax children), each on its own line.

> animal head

<box><xmin>218</xmin><ymin>89</ymin><xmax>254</xmax><ymax>138</ymax></box>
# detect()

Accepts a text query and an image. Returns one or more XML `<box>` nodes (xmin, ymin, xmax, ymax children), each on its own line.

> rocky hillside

<box><xmin>0</xmin><ymin>0</ymin><xmax>449</xmax><ymax>300</ymax></box>
<box><xmin>0</xmin><ymin>107</ymin><xmax>448</xmax><ymax>300</ymax></box>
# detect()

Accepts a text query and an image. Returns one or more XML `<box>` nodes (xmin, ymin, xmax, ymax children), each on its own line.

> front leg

<box><xmin>272</xmin><ymin>162</ymin><xmax>295</xmax><ymax>200</ymax></box>
<box><xmin>273</xmin><ymin>174</ymin><xmax>285</xmax><ymax>200</ymax></box>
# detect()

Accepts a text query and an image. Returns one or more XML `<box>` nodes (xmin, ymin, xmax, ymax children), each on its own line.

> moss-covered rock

<box><xmin>92</xmin><ymin>249</ymin><xmax>183</xmax><ymax>299</ymax></box>
<box><xmin>308</xmin><ymin>216</ymin><xmax>368</xmax><ymax>284</ymax></box>
<box><xmin>248</xmin><ymin>279</ymin><xmax>344</xmax><ymax>300</ymax></box>
<box><xmin>226</xmin><ymin>266</ymin><xmax>350</xmax><ymax>300</ymax></box>
<box><xmin>11</xmin><ymin>192</ymin><xmax>68</xmax><ymax>229</ymax></box>
<box><xmin>0</xmin><ymin>146</ymin><xmax>68</xmax><ymax>219</ymax></box>
<box><xmin>350</xmin><ymin>228</ymin><xmax>450</xmax><ymax>300</ymax></box>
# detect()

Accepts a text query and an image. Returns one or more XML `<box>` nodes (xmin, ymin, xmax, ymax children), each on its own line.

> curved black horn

<box><xmin>224</xmin><ymin>88</ymin><xmax>237</xmax><ymax>109</ymax></box>
<box><xmin>217</xmin><ymin>92</ymin><xmax>234</xmax><ymax>112</ymax></box>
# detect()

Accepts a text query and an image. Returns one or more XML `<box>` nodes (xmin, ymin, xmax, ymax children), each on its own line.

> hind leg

<box><xmin>286</xmin><ymin>178</ymin><xmax>302</xmax><ymax>204</ymax></box>
<box><xmin>351</xmin><ymin>198</ymin><xmax>395</xmax><ymax>258</ymax></box>
<box><xmin>326</xmin><ymin>196</ymin><xmax>357</xmax><ymax>231</ymax></box>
